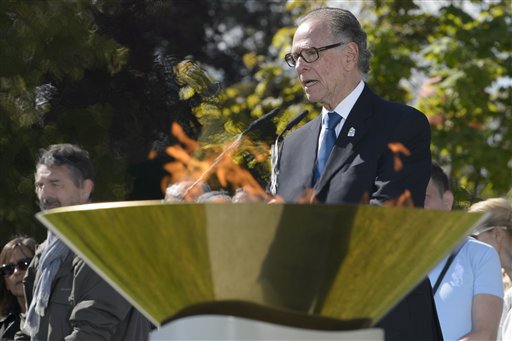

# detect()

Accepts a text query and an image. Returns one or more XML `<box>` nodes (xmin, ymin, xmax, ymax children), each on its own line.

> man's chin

<box><xmin>304</xmin><ymin>92</ymin><xmax>319</xmax><ymax>103</ymax></box>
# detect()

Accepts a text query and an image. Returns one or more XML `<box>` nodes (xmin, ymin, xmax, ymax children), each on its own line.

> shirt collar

<box><xmin>321</xmin><ymin>80</ymin><xmax>365</xmax><ymax>124</ymax></box>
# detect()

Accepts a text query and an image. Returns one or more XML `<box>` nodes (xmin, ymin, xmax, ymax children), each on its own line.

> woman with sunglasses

<box><xmin>0</xmin><ymin>236</ymin><xmax>36</xmax><ymax>340</ymax></box>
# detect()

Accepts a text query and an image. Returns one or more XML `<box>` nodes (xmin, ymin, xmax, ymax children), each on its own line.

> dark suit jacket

<box><xmin>275</xmin><ymin>85</ymin><xmax>442</xmax><ymax>340</ymax></box>
<box><xmin>276</xmin><ymin>85</ymin><xmax>431</xmax><ymax>206</ymax></box>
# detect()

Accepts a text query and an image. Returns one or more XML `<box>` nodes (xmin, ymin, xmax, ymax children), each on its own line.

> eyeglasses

<box><xmin>0</xmin><ymin>258</ymin><xmax>32</xmax><ymax>276</ymax></box>
<box><xmin>284</xmin><ymin>42</ymin><xmax>347</xmax><ymax>67</ymax></box>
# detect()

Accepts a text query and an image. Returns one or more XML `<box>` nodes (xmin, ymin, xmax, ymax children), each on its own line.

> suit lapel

<box><xmin>299</xmin><ymin>116</ymin><xmax>322</xmax><ymax>184</ymax></box>
<box><xmin>314</xmin><ymin>86</ymin><xmax>375</xmax><ymax>192</ymax></box>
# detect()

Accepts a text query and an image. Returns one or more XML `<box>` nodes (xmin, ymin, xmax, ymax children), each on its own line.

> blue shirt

<box><xmin>428</xmin><ymin>237</ymin><xmax>504</xmax><ymax>340</ymax></box>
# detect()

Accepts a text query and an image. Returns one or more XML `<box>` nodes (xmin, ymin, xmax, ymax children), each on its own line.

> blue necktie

<box><xmin>313</xmin><ymin>112</ymin><xmax>342</xmax><ymax>183</ymax></box>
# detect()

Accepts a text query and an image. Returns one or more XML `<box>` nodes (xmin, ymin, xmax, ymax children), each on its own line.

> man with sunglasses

<box><xmin>17</xmin><ymin>144</ymin><xmax>151</xmax><ymax>340</ymax></box>
<box><xmin>274</xmin><ymin>7</ymin><xmax>441</xmax><ymax>341</ymax></box>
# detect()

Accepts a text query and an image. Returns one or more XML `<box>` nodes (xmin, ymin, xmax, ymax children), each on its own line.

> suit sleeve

<box><xmin>370</xmin><ymin>107</ymin><xmax>431</xmax><ymax>207</ymax></box>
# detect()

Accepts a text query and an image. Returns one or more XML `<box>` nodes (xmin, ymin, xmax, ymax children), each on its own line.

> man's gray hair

<box><xmin>298</xmin><ymin>7</ymin><xmax>372</xmax><ymax>78</ymax></box>
<box><xmin>36</xmin><ymin>143</ymin><xmax>95</xmax><ymax>187</ymax></box>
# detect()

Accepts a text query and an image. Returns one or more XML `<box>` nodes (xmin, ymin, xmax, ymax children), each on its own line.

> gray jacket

<box><xmin>17</xmin><ymin>242</ymin><xmax>151</xmax><ymax>340</ymax></box>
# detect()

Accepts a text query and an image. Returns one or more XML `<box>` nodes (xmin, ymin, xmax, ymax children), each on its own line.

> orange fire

<box><xmin>388</xmin><ymin>142</ymin><xmax>411</xmax><ymax>172</ymax></box>
<box><xmin>384</xmin><ymin>190</ymin><xmax>415</xmax><ymax>208</ymax></box>
<box><xmin>158</xmin><ymin>122</ymin><xmax>271</xmax><ymax>201</ymax></box>
<box><xmin>385</xmin><ymin>143</ymin><xmax>416</xmax><ymax>206</ymax></box>
<box><xmin>171</xmin><ymin>122</ymin><xmax>199</xmax><ymax>152</ymax></box>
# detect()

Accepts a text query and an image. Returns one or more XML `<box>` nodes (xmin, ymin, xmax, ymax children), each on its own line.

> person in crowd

<box><xmin>164</xmin><ymin>180</ymin><xmax>211</xmax><ymax>202</ymax></box>
<box><xmin>426</xmin><ymin>163</ymin><xmax>503</xmax><ymax>340</ymax></box>
<box><xmin>232</xmin><ymin>188</ymin><xmax>268</xmax><ymax>203</ymax></box>
<box><xmin>17</xmin><ymin>144</ymin><xmax>151</xmax><ymax>340</ymax></box>
<box><xmin>196</xmin><ymin>190</ymin><xmax>231</xmax><ymax>203</ymax></box>
<box><xmin>273</xmin><ymin>7</ymin><xmax>441</xmax><ymax>340</ymax></box>
<box><xmin>0</xmin><ymin>237</ymin><xmax>37</xmax><ymax>340</ymax></box>
<box><xmin>469</xmin><ymin>197</ymin><xmax>512</xmax><ymax>340</ymax></box>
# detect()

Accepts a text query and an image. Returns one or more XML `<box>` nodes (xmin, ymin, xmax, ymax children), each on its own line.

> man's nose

<box><xmin>38</xmin><ymin>184</ymin><xmax>54</xmax><ymax>197</ymax></box>
<box><xmin>294</xmin><ymin>57</ymin><xmax>308</xmax><ymax>73</ymax></box>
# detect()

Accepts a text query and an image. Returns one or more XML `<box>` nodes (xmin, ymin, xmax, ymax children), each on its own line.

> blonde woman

<box><xmin>470</xmin><ymin>198</ymin><xmax>512</xmax><ymax>340</ymax></box>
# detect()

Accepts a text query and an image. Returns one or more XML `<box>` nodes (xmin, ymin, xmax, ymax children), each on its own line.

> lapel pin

<box><xmin>348</xmin><ymin>127</ymin><xmax>356</xmax><ymax>137</ymax></box>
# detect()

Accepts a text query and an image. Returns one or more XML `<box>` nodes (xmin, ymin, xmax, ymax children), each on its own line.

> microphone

<box><xmin>277</xmin><ymin>110</ymin><xmax>309</xmax><ymax>141</ymax></box>
<box><xmin>183</xmin><ymin>107</ymin><xmax>282</xmax><ymax>198</ymax></box>
<box><xmin>241</xmin><ymin>107</ymin><xmax>281</xmax><ymax>135</ymax></box>
<box><xmin>270</xmin><ymin>110</ymin><xmax>309</xmax><ymax>195</ymax></box>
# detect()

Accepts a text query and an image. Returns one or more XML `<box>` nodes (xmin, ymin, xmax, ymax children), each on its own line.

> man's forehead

<box><xmin>35</xmin><ymin>164</ymin><xmax>71</xmax><ymax>180</ymax></box>
<box><xmin>293</xmin><ymin>20</ymin><xmax>331</xmax><ymax>48</ymax></box>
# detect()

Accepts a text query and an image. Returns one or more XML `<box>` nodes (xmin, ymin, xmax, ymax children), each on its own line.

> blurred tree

<box><xmin>417</xmin><ymin>0</ymin><xmax>511</xmax><ymax>206</ymax></box>
<box><xmin>361</xmin><ymin>1</ymin><xmax>437</xmax><ymax>103</ymax></box>
<box><xmin>202</xmin><ymin>0</ymin><xmax>293</xmax><ymax>83</ymax></box>
<box><xmin>0</xmin><ymin>0</ymin><xmax>130</xmax><ymax>244</ymax></box>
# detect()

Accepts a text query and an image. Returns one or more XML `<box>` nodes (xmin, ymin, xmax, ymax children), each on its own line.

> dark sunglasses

<box><xmin>0</xmin><ymin>257</ymin><xmax>32</xmax><ymax>276</ymax></box>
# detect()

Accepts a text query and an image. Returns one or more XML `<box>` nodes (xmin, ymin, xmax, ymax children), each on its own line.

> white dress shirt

<box><xmin>316</xmin><ymin>80</ymin><xmax>365</xmax><ymax>158</ymax></box>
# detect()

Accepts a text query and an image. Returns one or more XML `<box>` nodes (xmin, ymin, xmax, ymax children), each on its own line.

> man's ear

<box><xmin>80</xmin><ymin>179</ymin><xmax>94</xmax><ymax>203</ymax></box>
<box><xmin>443</xmin><ymin>190</ymin><xmax>454</xmax><ymax>210</ymax></box>
<box><xmin>344</xmin><ymin>42</ymin><xmax>359</xmax><ymax>71</ymax></box>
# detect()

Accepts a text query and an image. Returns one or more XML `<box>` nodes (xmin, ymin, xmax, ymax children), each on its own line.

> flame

<box><xmin>171</xmin><ymin>122</ymin><xmax>199</xmax><ymax>152</ymax></box>
<box><xmin>158</xmin><ymin>122</ymin><xmax>270</xmax><ymax>201</ymax></box>
<box><xmin>384</xmin><ymin>190</ymin><xmax>414</xmax><ymax>208</ymax></box>
<box><xmin>384</xmin><ymin>143</ymin><xmax>416</xmax><ymax>206</ymax></box>
<box><xmin>212</xmin><ymin>149</ymin><xmax>263</xmax><ymax>193</ymax></box>
<box><xmin>163</xmin><ymin>144</ymin><xmax>209</xmax><ymax>184</ymax></box>
<box><xmin>388</xmin><ymin>142</ymin><xmax>411</xmax><ymax>172</ymax></box>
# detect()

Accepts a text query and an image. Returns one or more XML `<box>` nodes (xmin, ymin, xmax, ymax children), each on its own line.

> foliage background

<box><xmin>1</xmin><ymin>0</ymin><xmax>510</xmax><ymax>245</ymax></box>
